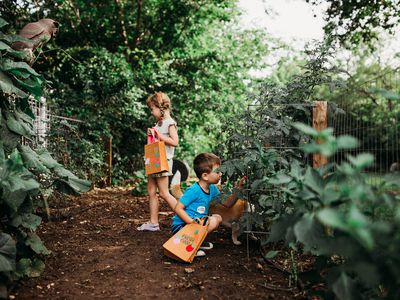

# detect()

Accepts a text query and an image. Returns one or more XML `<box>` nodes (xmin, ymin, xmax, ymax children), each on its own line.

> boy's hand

<box><xmin>237</xmin><ymin>176</ymin><xmax>247</xmax><ymax>189</ymax></box>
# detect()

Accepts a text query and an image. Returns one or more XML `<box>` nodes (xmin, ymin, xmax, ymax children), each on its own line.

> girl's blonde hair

<box><xmin>146</xmin><ymin>92</ymin><xmax>172</xmax><ymax>116</ymax></box>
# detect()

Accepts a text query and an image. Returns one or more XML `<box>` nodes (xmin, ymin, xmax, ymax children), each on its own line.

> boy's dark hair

<box><xmin>193</xmin><ymin>153</ymin><xmax>221</xmax><ymax>179</ymax></box>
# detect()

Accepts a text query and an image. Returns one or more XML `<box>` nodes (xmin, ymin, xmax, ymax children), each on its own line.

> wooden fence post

<box><xmin>312</xmin><ymin>101</ymin><xmax>328</xmax><ymax>168</ymax></box>
<box><xmin>105</xmin><ymin>137</ymin><xmax>112</xmax><ymax>186</ymax></box>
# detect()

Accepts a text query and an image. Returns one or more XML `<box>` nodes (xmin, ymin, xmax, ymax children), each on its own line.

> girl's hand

<box><xmin>153</xmin><ymin>128</ymin><xmax>162</xmax><ymax>141</ymax></box>
<box><xmin>147</xmin><ymin>128</ymin><xmax>152</xmax><ymax>135</ymax></box>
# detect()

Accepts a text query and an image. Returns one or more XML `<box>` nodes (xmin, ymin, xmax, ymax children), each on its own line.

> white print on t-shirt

<box><xmin>197</xmin><ymin>206</ymin><xmax>206</xmax><ymax>214</ymax></box>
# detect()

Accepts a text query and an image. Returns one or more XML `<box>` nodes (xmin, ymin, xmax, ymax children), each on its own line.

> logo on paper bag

<box><xmin>145</xmin><ymin>147</ymin><xmax>161</xmax><ymax>167</ymax></box>
<box><xmin>173</xmin><ymin>230</ymin><xmax>200</xmax><ymax>252</ymax></box>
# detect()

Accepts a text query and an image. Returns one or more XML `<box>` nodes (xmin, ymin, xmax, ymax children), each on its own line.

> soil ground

<box><xmin>12</xmin><ymin>188</ymin><xmax>302</xmax><ymax>300</ymax></box>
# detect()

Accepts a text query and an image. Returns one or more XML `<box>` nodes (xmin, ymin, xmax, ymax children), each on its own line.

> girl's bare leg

<box><xmin>147</xmin><ymin>176</ymin><xmax>159</xmax><ymax>224</ymax></box>
<box><xmin>156</xmin><ymin>176</ymin><xmax>178</xmax><ymax>210</ymax></box>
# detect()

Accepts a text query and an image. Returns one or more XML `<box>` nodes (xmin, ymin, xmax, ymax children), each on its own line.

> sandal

<box><xmin>137</xmin><ymin>222</ymin><xmax>160</xmax><ymax>231</ymax></box>
<box><xmin>199</xmin><ymin>242</ymin><xmax>213</xmax><ymax>250</ymax></box>
<box><xmin>195</xmin><ymin>250</ymin><xmax>206</xmax><ymax>257</ymax></box>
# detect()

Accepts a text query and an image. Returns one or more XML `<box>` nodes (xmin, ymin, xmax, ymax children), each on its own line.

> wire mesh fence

<box><xmin>327</xmin><ymin>72</ymin><xmax>400</xmax><ymax>183</ymax></box>
<box><xmin>27</xmin><ymin>97</ymin><xmax>50</xmax><ymax>148</ymax></box>
<box><xmin>26</xmin><ymin>98</ymin><xmax>107</xmax><ymax>182</ymax></box>
<box><xmin>241</xmin><ymin>93</ymin><xmax>399</xmax><ymax>256</ymax></box>
<box><xmin>231</xmin><ymin>102</ymin><xmax>315</xmax><ymax>258</ymax></box>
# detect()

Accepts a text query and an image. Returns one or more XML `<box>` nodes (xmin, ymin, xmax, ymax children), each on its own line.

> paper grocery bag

<box><xmin>163</xmin><ymin>219</ymin><xmax>209</xmax><ymax>263</ymax></box>
<box><xmin>144</xmin><ymin>129</ymin><xmax>169</xmax><ymax>175</ymax></box>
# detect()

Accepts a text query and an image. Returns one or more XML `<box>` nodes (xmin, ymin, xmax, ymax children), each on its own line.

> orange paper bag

<box><xmin>144</xmin><ymin>128</ymin><xmax>169</xmax><ymax>175</ymax></box>
<box><xmin>163</xmin><ymin>218</ymin><xmax>209</xmax><ymax>263</ymax></box>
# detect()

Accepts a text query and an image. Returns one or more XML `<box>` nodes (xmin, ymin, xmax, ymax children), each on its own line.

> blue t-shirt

<box><xmin>172</xmin><ymin>182</ymin><xmax>220</xmax><ymax>226</ymax></box>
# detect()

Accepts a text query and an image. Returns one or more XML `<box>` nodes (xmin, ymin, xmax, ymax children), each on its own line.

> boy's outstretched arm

<box><xmin>222</xmin><ymin>176</ymin><xmax>246</xmax><ymax>208</ymax></box>
<box><xmin>174</xmin><ymin>202</ymin><xmax>194</xmax><ymax>224</ymax></box>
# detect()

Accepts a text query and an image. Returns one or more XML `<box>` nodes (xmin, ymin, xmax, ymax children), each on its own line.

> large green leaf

<box><xmin>36</xmin><ymin>149</ymin><xmax>61</xmax><ymax>169</ymax></box>
<box><xmin>13</xmin><ymin>76</ymin><xmax>43</xmax><ymax>98</ymax></box>
<box><xmin>5</xmin><ymin>111</ymin><xmax>32</xmax><ymax>137</ymax></box>
<box><xmin>264</xmin><ymin>250</ymin><xmax>279</xmax><ymax>259</ymax></box>
<box><xmin>1</xmin><ymin>174</ymin><xmax>39</xmax><ymax>212</ymax></box>
<box><xmin>10</xmin><ymin>213</ymin><xmax>42</xmax><ymax>230</ymax></box>
<box><xmin>0</xmin><ymin>118</ymin><xmax>20</xmax><ymax>152</ymax></box>
<box><xmin>294</xmin><ymin>215</ymin><xmax>327</xmax><ymax>255</ymax></box>
<box><xmin>321</xmin><ymin>187</ymin><xmax>341</xmax><ymax>205</ymax></box>
<box><xmin>268</xmin><ymin>214</ymin><xmax>301</xmax><ymax>243</ymax></box>
<box><xmin>1</xmin><ymin>59</ymin><xmax>40</xmax><ymax>77</ymax></box>
<box><xmin>331</xmin><ymin>272</ymin><xmax>361</xmax><ymax>300</ymax></box>
<box><xmin>292</xmin><ymin>122</ymin><xmax>318</xmax><ymax>137</ymax></box>
<box><xmin>0</xmin><ymin>18</ymin><xmax>8</xmax><ymax>28</ymax></box>
<box><xmin>15</xmin><ymin>109</ymin><xmax>34</xmax><ymax>136</ymax></box>
<box><xmin>18</xmin><ymin>144</ymin><xmax>50</xmax><ymax>174</ymax></box>
<box><xmin>0</xmin><ymin>70</ymin><xmax>28</xmax><ymax>98</ymax></box>
<box><xmin>268</xmin><ymin>173</ymin><xmax>292</xmax><ymax>185</ymax></box>
<box><xmin>0</xmin><ymin>233</ymin><xmax>16</xmax><ymax>273</ymax></box>
<box><xmin>336</xmin><ymin>135</ymin><xmax>358</xmax><ymax>149</ymax></box>
<box><xmin>0</xmin><ymin>140</ymin><xmax>5</xmax><ymax>162</ymax></box>
<box><xmin>304</xmin><ymin>167</ymin><xmax>324</xmax><ymax>195</ymax></box>
<box><xmin>348</xmin><ymin>205</ymin><xmax>368</xmax><ymax>229</ymax></box>
<box><xmin>0</xmin><ymin>41</ymin><xmax>27</xmax><ymax>59</ymax></box>
<box><xmin>317</xmin><ymin>208</ymin><xmax>347</xmax><ymax>231</ymax></box>
<box><xmin>25</xmin><ymin>233</ymin><xmax>50</xmax><ymax>255</ymax></box>
<box><xmin>1</xmin><ymin>151</ymin><xmax>40</xmax><ymax>211</ymax></box>
<box><xmin>0</xmin><ymin>41</ymin><xmax>10</xmax><ymax>51</ymax></box>
<box><xmin>352</xmin><ymin>261</ymin><xmax>380</xmax><ymax>286</ymax></box>
<box><xmin>53</xmin><ymin>166</ymin><xmax>91</xmax><ymax>193</ymax></box>
<box><xmin>347</xmin><ymin>153</ymin><xmax>374</xmax><ymax>170</ymax></box>
<box><xmin>16</xmin><ymin>258</ymin><xmax>45</xmax><ymax>278</ymax></box>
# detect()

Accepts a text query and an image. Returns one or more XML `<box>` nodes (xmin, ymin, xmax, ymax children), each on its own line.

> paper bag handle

<box><xmin>194</xmin><ymin>217</ymin><xmax>209</xmax><ymax>227</ymax></box>
<box><xmin>147</xmin><ymin>128</ymin><xmax>157</xmax><ymax>144</ymax></box>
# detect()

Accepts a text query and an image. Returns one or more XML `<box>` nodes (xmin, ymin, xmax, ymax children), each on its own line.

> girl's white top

<box><xmin>154</xmin><ymin>117</ymin><xmax>177</xmax><ymax>159</ymax></box>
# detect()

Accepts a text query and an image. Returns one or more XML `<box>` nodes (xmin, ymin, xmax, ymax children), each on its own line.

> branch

<box><xmin>65</xmin><ymin>0</ymin><xmax>81</xmax><ymax>29</ymax></box>
<box><xmin>133</xmin><ymin>0</ymin><xmax>143</xmax><ymax>47</ymax></box>
<box><xmin>115</xmin><ymin>0</ymin><xmax>131</xmax><ymax>53</ymax></box>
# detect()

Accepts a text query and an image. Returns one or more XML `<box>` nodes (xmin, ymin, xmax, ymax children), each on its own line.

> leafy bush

<box><xmin>219</xmin><ymin>42</ymin><xmax>400</xmax><ymax>299</ymax></box>
<box><xmin>46</xmin><ymin>119</ymin><xmax>108</xmax><ymax>183</ymax></box>
<box><xmin>0</xmin><ymin>18</ymin><xmax>90</xmax><ymax>297</ymax></box>
<box><xmin>267</xmin><ymin>124</ymin><xmax>400</xmax><ymax>299</ymax></box>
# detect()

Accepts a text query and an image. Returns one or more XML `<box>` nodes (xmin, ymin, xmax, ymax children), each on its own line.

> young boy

<box><xmin>171</xmin><ymin>153</ymin><xmax>223</xmax><ymax>257</ymax></box>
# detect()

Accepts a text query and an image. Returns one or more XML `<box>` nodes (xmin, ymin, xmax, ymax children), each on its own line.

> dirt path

<box><xmin>13</xmin><ymin>188</ymin><xmax>297</xmax><ymax>299</ymax></box>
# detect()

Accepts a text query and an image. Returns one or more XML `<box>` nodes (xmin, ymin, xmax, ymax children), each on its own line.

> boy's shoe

<box><xmin>195</xmin><ymin>250</ymin><xmax>206</xmax><ymax>257</ymax></box>
<box><xmin>199</xmin><ymin>242</ymin><xmax>213</xmax><ymax>250</ymax></box>
<box><xmin>137</xmin><ymin>222</ymin><xmax>160</xmax><ymax>231</ymax></box>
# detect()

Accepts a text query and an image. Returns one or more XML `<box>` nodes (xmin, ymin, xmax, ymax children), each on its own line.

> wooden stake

<box><xmin>312</xmin><ymin>101</ymin><xmax>328</xmax><ymax>168</ymax></box>
<box><xmin>106</xmin><ymin>137</ymin><xmax>112</xmax><ymax>186</ymax></box>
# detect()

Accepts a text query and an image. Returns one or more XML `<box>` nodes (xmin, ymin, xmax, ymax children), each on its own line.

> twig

<box><xmin>259</xmin><ymin>246</ymin><xmax>305</xmax><ymax>290</ymax></box>
<box><xmin>46</xmin><ymin>202</ymin><xmax>109</xmax><ymax>221</ymax></box>
<box><xmin>259</xmin><ymin>282</ymin><xmax>295</xmax><ymax>292</ymax></box>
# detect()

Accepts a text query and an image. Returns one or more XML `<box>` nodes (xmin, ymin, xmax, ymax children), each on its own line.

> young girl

<box><xmin>137</xmin><ymin>92</ymin><xmax>179</xmax><ymax>231</ymax></box>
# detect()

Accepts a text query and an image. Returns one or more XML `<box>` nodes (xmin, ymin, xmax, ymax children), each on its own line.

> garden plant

<box><xmin>0</xmin><ymin>18</ymin><xmax>90</xmax><ymax>297</ymax></box>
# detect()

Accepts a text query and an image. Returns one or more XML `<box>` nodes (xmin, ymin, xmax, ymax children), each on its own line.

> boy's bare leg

<box><xmin>156</xmin><ymin>176</ymin><xmax>178</xmax><ymax>211</ymax></box>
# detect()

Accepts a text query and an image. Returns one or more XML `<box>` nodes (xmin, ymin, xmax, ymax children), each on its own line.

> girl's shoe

<box><xmin>137</xmin><ymin>222</ymin><xmax>160</xmax><ymax>231</ymax></box>
<box><xmin>195</xmin><ymin>250</ymin><xmax>206</xmax><ymax>257</ymax></box>
<box><xmin>199</xmin><ymin>242</ymin><xmax>213</xmax><ymax>250</ymax></box>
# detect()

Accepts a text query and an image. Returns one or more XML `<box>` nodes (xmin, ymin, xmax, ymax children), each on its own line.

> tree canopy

<box><xmin>2</xmin><ymin>0</ymin><xmax>269</xmax><ymax>181</ymax></box>
<box><xmin>307</xmin><ymin>0</ymin><xmax>400</xmax><ymax>47</ymax></box>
